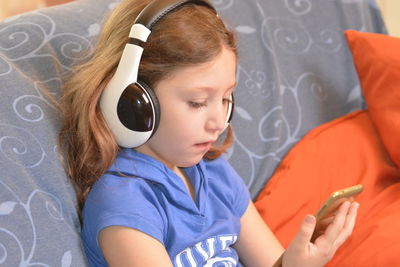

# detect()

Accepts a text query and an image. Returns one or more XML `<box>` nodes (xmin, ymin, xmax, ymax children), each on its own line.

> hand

<box><xmin>282</xmin><ymin>201</ymin><xmax>359</xmax><ymax>267</ymax></box>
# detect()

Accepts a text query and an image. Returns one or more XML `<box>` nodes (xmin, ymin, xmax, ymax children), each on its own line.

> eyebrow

<box><xmin>189</xmin><ymin>82</ymin><xmax>237</xmax><ymax>93</ymax></box>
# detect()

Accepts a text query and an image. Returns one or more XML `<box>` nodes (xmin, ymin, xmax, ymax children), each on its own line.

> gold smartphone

<box><xmin>311</xmin><ymin>184</ymin><xmax>363</xmax><ymax>242</ymax></box>
<box><xmin>272</xmin><ymin>184</ymin><xmax>363</xmax><ymax>267</ymax></box>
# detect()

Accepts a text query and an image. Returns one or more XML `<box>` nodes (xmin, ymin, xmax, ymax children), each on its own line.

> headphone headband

<box><xmin>135</xmin><ymin>0</ymin><xmax>216</xmax><ymax>29</ymax></box>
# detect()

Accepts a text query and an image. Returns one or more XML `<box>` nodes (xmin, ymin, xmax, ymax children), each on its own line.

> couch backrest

<box><xmin>218</xmin><ymin>0</ymin><xmax>386</xmax><ymax>197</ymax></box>
<box><xmin>0</xmin><ymin>0</ymin><xmax>117</xmax><ymax>265</ymax></box>
<box><xmin>0</xmin><ymin>0</ymin><xmax>386</xmax><ymax>265</ymax></box>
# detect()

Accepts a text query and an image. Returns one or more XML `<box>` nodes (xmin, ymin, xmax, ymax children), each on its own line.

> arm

<box><xmin>235</xmin><ymin>200</ymin><xmax>359</xmax><ymax>267</ymax></box>
<box><xmin>99</xmin><ymin>226</ymin><xmax>173</xmax><ymax>267</ymax></box>
<box><xmin>234</xmin><ymin>201</ymin><xmax>285</xmax><ymax>267</ymax></box>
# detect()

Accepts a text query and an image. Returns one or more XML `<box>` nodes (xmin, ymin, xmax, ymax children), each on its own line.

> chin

<box><xmin>178</xmin><ymin>155</ymin><xmax>204</xmax><ymax>168</ymax></box>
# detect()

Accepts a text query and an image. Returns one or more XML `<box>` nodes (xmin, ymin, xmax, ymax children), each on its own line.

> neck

<box><xmin>175</xmin><ymin>168</ymin><xmax>196</xmax><ymax>201</ymax></box>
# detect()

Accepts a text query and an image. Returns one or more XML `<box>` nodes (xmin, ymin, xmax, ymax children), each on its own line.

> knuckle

<box><xmin>321</xmin><ymin>248</ymin><xmax>334</xmax><ymax>259</ymax></box>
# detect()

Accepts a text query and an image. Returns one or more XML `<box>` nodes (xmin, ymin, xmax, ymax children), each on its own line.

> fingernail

<box><xmin>305</xmin><ymin>215</ymin><xmax>315</xmax><ymax>224</ymax></box>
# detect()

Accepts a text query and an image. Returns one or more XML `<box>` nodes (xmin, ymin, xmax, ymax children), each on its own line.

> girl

<box><xmin>59</xmin><ymin>0</ymin><xmax>359</xmax><ymax>266</ymax></box>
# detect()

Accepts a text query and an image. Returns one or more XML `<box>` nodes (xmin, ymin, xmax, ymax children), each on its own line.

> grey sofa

<box><xmin>0</xmin><ymin>0</ymin><xmax>386</xmax><ymax>265</ymax></box>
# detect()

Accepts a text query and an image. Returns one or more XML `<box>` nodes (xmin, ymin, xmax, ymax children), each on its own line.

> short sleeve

<box><xmin>82</xmin><ymin>175</ymin><xmax>167</xmax><ymax>261</ymax></box>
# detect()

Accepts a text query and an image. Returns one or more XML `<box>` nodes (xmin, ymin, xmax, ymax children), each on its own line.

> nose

<box><xmin>205</xmin><ymin>103</ymin><xmax>228</xmax><ymax>132</ymax></box>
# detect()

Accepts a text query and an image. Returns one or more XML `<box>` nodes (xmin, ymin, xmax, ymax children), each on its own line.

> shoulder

<box><xmin>204</xmin><ymin>155</ymin><xmax>233</xmax><ymax>173</ymax></box>
<box><xmin>203</xmin><ymin>156</ymin><xmax>250</xmax><ymax>216</ymax></box>
<box><xmin>83</xmin><ymin>173</ymin><xmax>167</xmax><ymax>239</ymax></box>
<box><xmin>90</xmin><ymin>173</ymin><xmax>156</xmax><ymax>204</ymax></box>
<box><xmin>86</xmin><ymin>173</ymin><xmax>165</xmax><ymax>219</ymax></box>
<box><xmin>203</xmin><ymin>155</ymin><xmax>241</xmax><ymax>185</ymax></box>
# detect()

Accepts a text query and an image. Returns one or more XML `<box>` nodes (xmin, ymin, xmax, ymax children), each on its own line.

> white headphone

<box><xmin>100</xmin><ymin>0</ymin><xmax>234</xmax><ymax>148</ymax></box>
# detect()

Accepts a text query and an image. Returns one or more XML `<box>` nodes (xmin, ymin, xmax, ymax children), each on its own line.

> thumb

<box><xmin>292</xmin><ymin>215</ymin><xmax>316</xmax><ymax>247</ymax></box>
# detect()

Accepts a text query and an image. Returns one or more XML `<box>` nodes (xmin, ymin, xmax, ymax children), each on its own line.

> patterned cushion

<box><xmin>0</xmin><ymin>0</ymin><xmax>117</xmax><ymax>265</ymax></box>
<box><xmin>217</xmin><ymin>0</ymin><xmax>386</xmax><ymax>197</ymax></box>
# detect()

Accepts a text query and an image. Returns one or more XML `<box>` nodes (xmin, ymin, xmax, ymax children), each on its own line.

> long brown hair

<box><xmin>59</xmin><ymin>0</ymin><xmax>237</xmax><ymax>211</ymax></box>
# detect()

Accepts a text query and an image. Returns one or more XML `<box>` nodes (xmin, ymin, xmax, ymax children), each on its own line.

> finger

<box><xmin>292</xmin><ymin>215</ymin><xmax>316</xmax><ymax>250</ymax></box>
<box><xmin>311</xmin><ymin>216</ymin><xmax>335</xmax><ymax>242</ymax></box>
<box><xmin>317</xmin><ymin>201</ymin><xmax>351</xmax><ymax>244</ymax></box>
<box><xmin>317</xmin><ymin>216</ymin><xmax>335</xmax><ymax>230</ymax></box>
<box><xmin>333</xmin><ymin>202</ymin><xmax>360</xmax><ymax>248</ymax></box>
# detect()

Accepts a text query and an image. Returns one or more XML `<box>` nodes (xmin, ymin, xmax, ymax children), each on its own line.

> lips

<box><xmin>194</xmin><ymin>141</ymin><xmax>215</xmax><ymax>150</ymax></box>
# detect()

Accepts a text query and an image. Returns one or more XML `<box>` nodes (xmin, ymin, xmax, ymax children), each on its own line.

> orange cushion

<box><xmin>254</xmin><ymin>110</ymin><xmax>400</xmax><ymax>266</ymax></box>
<box><xmin>255</xmin><ymin>30</ymin><xmax>400</xmax><ymax>266</ymax></box>
<box><xmin>345</xmin><ymin>30</ymin><xmax>400</xmax><ymax>167</ymax></box>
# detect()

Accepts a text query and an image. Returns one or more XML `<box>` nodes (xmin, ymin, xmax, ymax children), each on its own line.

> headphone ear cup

<box><xmin>223</xmin><ymin>94</ymin><xmax>234</xmax><ymax>131</ymax></box>
<box><xmin>137</xmin><ymin>80</ymin><xmax>160</xmax><ymax>137</ymax></box>
<box><xmin>116</xmin><ymin>81</ymin><xmax>160</xmax><ymax>143</ymax></box>
<box><xmin>226</xmin><ymin>94</ymin><xmax>234</xmax><ymax>123</ymax></box>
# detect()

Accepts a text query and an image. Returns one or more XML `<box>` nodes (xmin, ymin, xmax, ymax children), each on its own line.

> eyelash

<box><xmin>188</xmin><ymin>101</ymin><xmax>207</xmax><ymax>109</ymax></box>
<box><xmin>188</xmin><ymin>98</ymin><xmax>233</xmax><ymax>109</ymax></box>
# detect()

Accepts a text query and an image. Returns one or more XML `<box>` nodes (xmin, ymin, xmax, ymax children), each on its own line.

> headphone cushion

<box><xmin>116</xmin><ymin>81</ymin><xmax>160</xmax><ymax>136</ymax></box>
<box><xmin>138</xmin><ymin>80</ymin><xmax>160</xmax><ymax>137</ymax></box>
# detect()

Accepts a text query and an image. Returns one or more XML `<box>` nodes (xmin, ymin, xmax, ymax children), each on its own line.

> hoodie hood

<box><xmin>105</xmin><ymin>149</ymin><xmax>207</xmax><ymax>215</ymax></box>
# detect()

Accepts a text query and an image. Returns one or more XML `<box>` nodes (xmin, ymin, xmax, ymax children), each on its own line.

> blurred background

<box><xmin>0</xmin><ymin>0</ymin><xmax>74</xmax><ymax>19</ymax></box>
<box><xmin>0</xmin><ymin>0</ymin><xmax>398</xmax><ymax>37</ymax></box>
<box><xmin>377</xmin><ymin>0</ymin><xmax>400</xmax><ymax>37</ymax></box>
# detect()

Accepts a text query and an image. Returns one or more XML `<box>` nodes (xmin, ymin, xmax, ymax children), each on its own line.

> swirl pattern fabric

<box><xmin>215</xmin><ymin>0</ymin><xmax>386</xmax><ymax>198</ymax></box>
<box><xmin>0</xmin><ymin>0</ymin><xmax>387</xmax><ymax>265</ymax></box>
<box><xmin>0</xmin><ymin>1</ymin><xmax>118</xmax><ymax>265</ymax></box>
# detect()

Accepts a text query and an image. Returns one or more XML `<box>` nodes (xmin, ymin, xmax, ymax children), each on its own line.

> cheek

<box><xmin>157</xmin><ymin>93</ymin><xmax>207</xmax><ymax>130</ymax></box>
<box><xmin>157</xmin><ymin>107</ymin><xmax>185</xmax><ymax>133</ymax></box>
<box><xmin>159</xmin><ymin>109</ymin><xmax>202</xmax><ymax>139</ymax></box>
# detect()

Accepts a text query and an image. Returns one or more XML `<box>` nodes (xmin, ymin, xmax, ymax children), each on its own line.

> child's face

<box><xmin>136</xmin><ymin>47</ymin><xmax>236</xmax><ymax>172</ymax></box>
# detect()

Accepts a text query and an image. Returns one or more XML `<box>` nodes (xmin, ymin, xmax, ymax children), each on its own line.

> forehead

<box><xmin>156</xmin><ymin>48</ymin><xmax>237</xmax><ymax>93</ymax></box>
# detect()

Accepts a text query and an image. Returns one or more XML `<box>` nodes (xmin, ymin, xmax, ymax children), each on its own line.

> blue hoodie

<box><xmin>82</xmin><ymin>149</ymin><xmax>250</xmax><ymax>266</ymax></box>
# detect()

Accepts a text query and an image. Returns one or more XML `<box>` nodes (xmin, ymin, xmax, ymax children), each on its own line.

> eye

<box><xmin>188</xmin><ymin>101</ymin><xmax>207</xmax><ymax>109</ymax></box>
